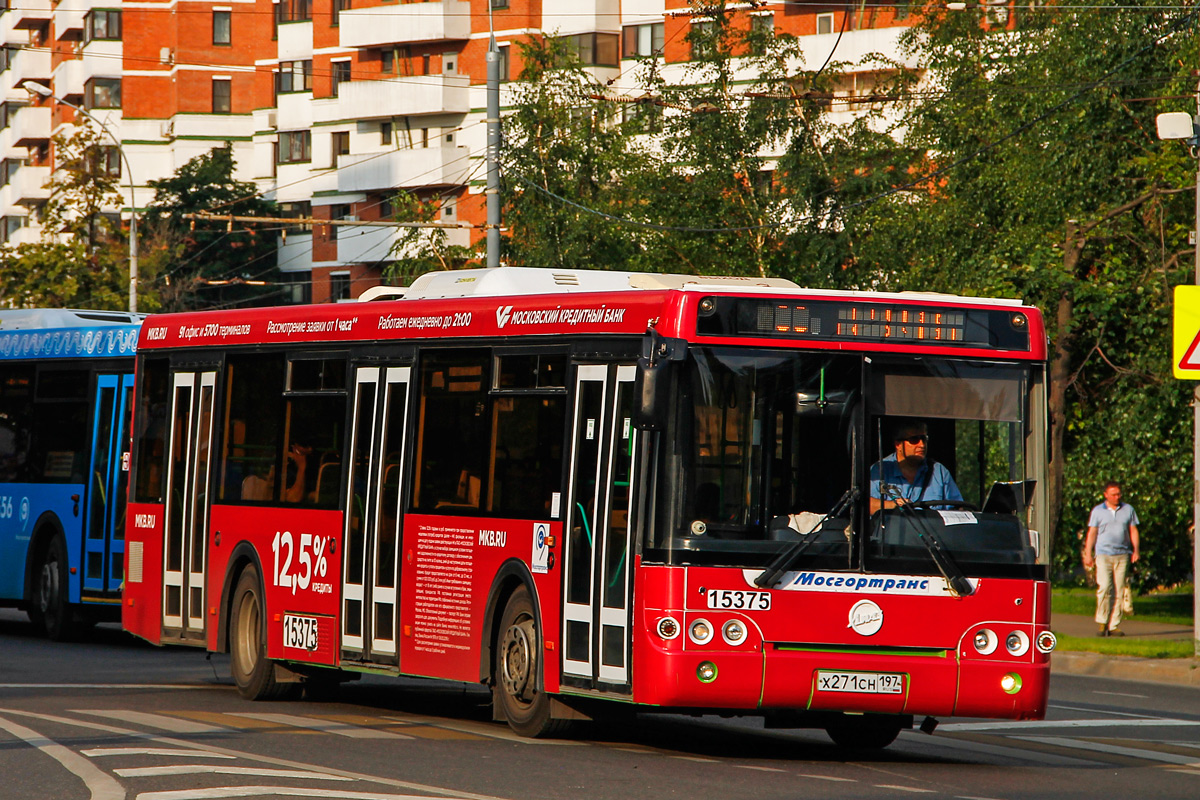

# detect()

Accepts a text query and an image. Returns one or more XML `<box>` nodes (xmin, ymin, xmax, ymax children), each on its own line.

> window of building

<box><xmin>276</xmin><ymin>60</ymin><xmax>313</xmax><ymax>94</ymax></box>
<box><xmin>0</xmin><ymin>48</ymin><xmax>9</xmax><ymax>74</ymax></box>
<box><xmin>331</xmin><ymin>60</ymin><xmax>351</xmax><ymax>97</ymax></box>
<box><xmin>331</xmin><ymin>131</ymin><xmax>350</xmax><ymax>166</ymax></box>
<box><xmin>277</xmin><ymin>130</ymin><xmax>311</xmax><ymax>164</ymax></box>
<box><xmin>496</xmin><ymin>44</ymin><xmax>510</xmax><ymax>81</ymax></box>
<box><xmin>558</xmin><ymin>32</ymin><xmax>619</xmax><ymax>67</ymax></box>
<box><xmin>621</xmin><ymin>23</ymin><xmax>664</xmax><ymax>59</ymax></box>
<box><xmin>1</xmin><ymin>215</ymin><xmax>26</xmax><ymax>243</ymax></box>
<box><xmin>690</xmin><ymin>20</ymin><xmax>716</xmax><ymax>60</ymax></box>
<box><xmin>381</xmin><ymin>47</ymin><xmax>395</xmax><ymax>74</ymax></box>
<box><xmin>212</xmin><ymin>78</ymin><xmax>232</xmax><ymax>113</ymax></box>
<box><xmin>279</xmin><ymin>200</ymin><xmax>312</xmax><ymax>232</ymax></box>
<box><xmin>86</xmin><ymin>145</ymin><xmax>121</xmax><ymax>178</ymax></box>
<box><xmin>213</xmin><ymin>10</ymin><xmax>231</xmax><ymax>45</ymax></box>
<box><xmin>623</xmin><ymin>100</ymin><xmax>663</xmax><ymax>134</ymax></box>
<box><xmin>441</xmin><ymin>196</ymin><xmax>456</xmax><ymax>220</ymax></box>
<box><xmin>817</xmin><ymin>13</ymin><xmax>835</xmax><ymax>35</ymax></box>
<box><xmin>330</xmin><ymin>203</ymin><xmax>351</xmax><ymax>241</ymax></box>
<box><xmin>279</xmin><ymin>272</ymin><xmax>311</xmax><ymax>305</ymax></box>
<box><xmin>332</xmin><ymin>0</ymin><xmax>350</xmax><ymax>26</ymax></box>
<box><xmin>749</xmin><ymin>13</ymin><xmax>775</xmax><ymax>54</ymax></box>
<box><xmin>421</xmin><ymin>54</ymin><xmax>431</xmax><ymax>75</ymax></box>
<box><xmin>330</xmin><ymin>271</ymin><xmax>351</xmax><ymax>302</ymax></box>
<box><xmin>378</xmin><ymin>196</ymin><xmax>393</xmax><ymax>219</ymax></box>
<box><xmin>85</xmin><ymin>9</ymin><xmax>121</xmax><ymax>43</ymax></box>
<box><xmin>85</xmin><ymin>78</ymin><xmax>122</xmax><ymax>109</ymax></box>
<box><xmin>381</xmin><ymin>120</ymin><xmax>393</xmax><ymax>146</ymax></box>
<box><xmin>490</xmin><ymin>0</ymin><xmax>508</xmax><ymax>9</ymax></box>
<box><xmin>276</xmin><ymin>0</ymin><xmax>311</xmax><ymax>23</ymax></box>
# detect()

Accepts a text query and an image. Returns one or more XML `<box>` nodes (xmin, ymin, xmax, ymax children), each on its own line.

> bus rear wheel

<box><xmin>494</xmin><ymin>586</ymin><xmax>570</xmax><ymax>738</ymax></box>
<box><xmin>30</xmin><ymin>536</ymin><xmax>75</xmax><ymax>641</ymax></box>
<box><xmin>825</xmin><ymin>714</ymin><xmax>904</xmax><ymax>750</ymax></box>
<box><xmin>230</xmin><ymin>565</ymin><xmax>290</xmax><ymax>701</ymax></box>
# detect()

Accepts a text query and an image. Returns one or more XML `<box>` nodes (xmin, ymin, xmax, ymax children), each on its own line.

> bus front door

<box><xmin>562</xmin><ymin>364</ymin><xmax>637</xmax><ymax>692</ymax></box>
<box><xmin>162</xmin><ymin>370</ymin><xmax>217</xmax><ymax>642</ymax></box>
<box><xmin>82</xmin><ymin>373</ymin><xmax>134</xmax><ymax>602</ymax></box>
<box><xmin>340</xmin><ymin>365</ymin><xmax>410</xmax><ymax>666</ymax></box>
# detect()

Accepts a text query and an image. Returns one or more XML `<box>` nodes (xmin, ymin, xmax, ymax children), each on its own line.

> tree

<box><xmin>0</xmin><ymin>124</ymin><xmax>127</xmax><ymax>309</ymax></box>
<box><xmin>143</xmin><ymin>143</ymin><xmax>280</xmax><ymax>310</ymax></box>
<box><xmin>380</xmin><ymin>190</ymin><xmax>477</xmax><ymax>286</ymax></box>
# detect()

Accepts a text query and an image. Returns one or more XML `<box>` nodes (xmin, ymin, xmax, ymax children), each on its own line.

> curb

<box><xmin>1052</xmin><ymin>651</ymin><xmax>1200</xmax><ymax>688</ymax></box>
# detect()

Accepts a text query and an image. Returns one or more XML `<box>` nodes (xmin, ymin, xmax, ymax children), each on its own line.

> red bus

<box><xmin>123</xmin><ymin>267</ymin><xmax>1053</xmax><ymax>748</ymax></box>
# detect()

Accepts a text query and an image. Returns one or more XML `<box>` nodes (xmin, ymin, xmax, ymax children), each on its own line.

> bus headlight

<box><xmin>689</xmin><ymin>618</ymin><xmax>714</xmax><ymax>645</ymax></box>
<box><xmin>1006</xmin><ymin>630</ymin><xmax>1030</xmax><ymax>657</ymax></box>
<box><xmin>657</xmin><ymin>616</ymin><xmax>680</xmax><ymax>640</ymax></box>
<box><xmin>1035</xmin><ymin>631</ymin><xmax>1057</xmax><ymax>653</ymax></box>
<box><xmin>696</xmin><ymin>661</ymin><xmax>718</xmax><ymax>683</ymax></box>
<box><xmin>721</xmin><ymin>619</ymin><xmax>746</xmax><ymax>645</ymax></box>
<box><xmin>973</xmin><ymin>628</ymin><xmax>998</xmax><ymax>655</ymax></box>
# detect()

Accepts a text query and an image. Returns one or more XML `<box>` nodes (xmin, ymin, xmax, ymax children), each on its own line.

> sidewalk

<box><xmin>1050</xmin><ymin>612</ymin><xmax>1200</xmax><ymax>689</ymax></box>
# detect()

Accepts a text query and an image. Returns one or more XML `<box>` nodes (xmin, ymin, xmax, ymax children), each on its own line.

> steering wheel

<box><xmin>906</xmin><ymin>500</ymin><xmax>980</xmax><ymax>511</ymax></box>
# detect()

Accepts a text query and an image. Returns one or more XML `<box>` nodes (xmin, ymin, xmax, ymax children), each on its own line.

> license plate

<box><xmin>816</xmin><ymin>670</ymin><xmax>904</xmax><ymax>694</ymax></box>
<box><xmin>283</xmin><ymin>614</ymin><xmax>318</xmax><ymax>651</ymax></box>
<box><xmin>706</xmin><ymin>589</ymin><xmax>771</xmax><ymax>611</ymax></box>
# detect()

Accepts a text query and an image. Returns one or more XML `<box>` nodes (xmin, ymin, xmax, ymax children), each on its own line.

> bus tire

<box><xmin>825</xmin><ymin>714</ymin><xmax>903</xmax><ymax>750</ymax></box>
<box><xmin>494</xmin><ymin>586</ymin><xmax>571</xmax><ymax>738</ymax></box>
<box><xmin>230</xmin><ymin>565</ymin><xmax>288</xmax><ymax>701</ymax></box>
<box><xmin>30</xmin><ymin>536</ymin><xmax>76</xmax><ymax>641</ymax></box>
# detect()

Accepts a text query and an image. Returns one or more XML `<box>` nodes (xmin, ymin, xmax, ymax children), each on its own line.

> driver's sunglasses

<box><xmin>900</xmin><ymin>435</ymin><xmax>928</xmax><ymax>445</ymax></box>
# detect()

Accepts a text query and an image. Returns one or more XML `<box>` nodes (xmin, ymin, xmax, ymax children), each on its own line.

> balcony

<box><xmin>53</xmin><ymin>57</ymin><xmax>86</xmax><ymax>100</ymax></box>
<box><xmin>337</xmin><ymin>146</ymin><xmax>470</xmax><ymax>193</ymax></box>
<box><xmin>339</xmin><ymin>1</ymin><xmax>471</xmax><ymax>49</ymax></box>
<box><xmin>12</xmin><ymin>105</ymin><xmax>50</xmax><ymax>147</ymax></box>
<box><xmin>9</xmin><ymin>163</ymin><xmax>49</xmax><ymax>205</ymax></box>
<box><xmin>52</xmin><ymin>0</ymin><xmax>87</xmax><ymax>38</ymax></box>
<box><xmin>277</xmin><ymin>232</ymin><xmax>314</xmax><ymax>273</ymax></box>
<box><xmin>336</xmin><ymin>74</ymin><xmax>468</xmax><ymax>120</ymax></box>
<box><xmin>336</xmin><ymin>224</ymin><xmax>468</xmax><ymax>266</ymax></box>
<box><xmin>7</xmin><ymin>46</ymin><xmax>52</xmax><ymax>90</ymax></box>
<box><xmin>10</xmin><ymin>0</ymin><xmax>51</xmax><ymax>30</ymax></box>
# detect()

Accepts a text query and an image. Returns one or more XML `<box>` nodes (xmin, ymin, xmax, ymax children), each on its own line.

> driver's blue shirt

<box><xmin>870</xmin><ymin>454</ymin><xmax>963</xmax><ymax>506</ymax></box>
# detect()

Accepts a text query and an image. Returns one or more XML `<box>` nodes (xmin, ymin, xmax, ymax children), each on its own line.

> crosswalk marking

<box><xmin>169</xmin><ymin>711</ymin><xmax>319</xmax><ymax>734</ymax></box>
<box><xmin>1013</xmin><ymin>735</ymin><xmax>1200</xmax><ymax>766</ymax></box>
<box><xmin>381</xmin><ymin>714</ymin><xmax>581</xmax><ymax>745</ymax></box>
<box><xmin>113</xmin><ymin>765</ymin><xmax>354</xmax><ymax>780</ymax></box>
<box><xmin>230</xmin><ymin>713</ymin><xmax>414</xmax><ymax>739</ymax></box>
<box><xmin>73</xmin><ymin>710</ymin><xmax>227</xmax><ymax>734</ymax></box>
<box><xmin>83</xmin><ymin>748</ymin><xmax>235</xmax><ymax>759</ymax></box>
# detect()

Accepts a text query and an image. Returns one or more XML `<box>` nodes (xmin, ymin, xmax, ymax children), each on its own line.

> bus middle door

<box><xmin>340</xmin><ymin>365</ymin><xmax>410</xmax><ymax>667</ymax></box>
<box><xmin>562</xmin><ymin>364</ymin><xmax>637</xmax><ymax>693</ymax></box>
<box><xmin>82</xmin><ymin>373</ymin><xmax>134</xmax><ymax>603</ymax></box>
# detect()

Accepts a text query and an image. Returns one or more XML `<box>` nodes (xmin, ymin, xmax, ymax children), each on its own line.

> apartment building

<box><xmin>0</xmin><ymin>1</ymin><xmax>919</xmax><ymax>304</ymax></box>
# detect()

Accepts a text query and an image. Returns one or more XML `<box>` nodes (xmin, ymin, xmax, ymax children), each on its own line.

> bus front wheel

<box><xmin>494</xmin><ymin>586</ymin><xmax>570</xmax><ymax>738</ymax></box>
<box><xmin>30</xmin><ymin>536</ymin><xmax>75</xmax><ymax>641</ymax></box>
<box><xmin>825</xmin><ymin>714</ymin><xmax>904</xmax><ymax>750</ymax></box>
<box><xmin>230</xmin><ymin>566</ymin><xmax>289</xmax><ymax>700</ymax></box>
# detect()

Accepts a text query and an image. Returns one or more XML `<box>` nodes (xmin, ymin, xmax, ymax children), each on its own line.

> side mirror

<box><xmin>634</xmin><ymin>333</ymin><xmax>685</xmax><ymax>431</ymax></box>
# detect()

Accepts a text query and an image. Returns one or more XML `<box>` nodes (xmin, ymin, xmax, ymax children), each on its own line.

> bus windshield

<box><xmin>651</xmin><ymin>346</ymin><xmax>1046</xmax><ymax>579</ymax></box>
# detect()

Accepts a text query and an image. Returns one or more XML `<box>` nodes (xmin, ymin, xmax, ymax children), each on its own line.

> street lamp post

<box><xmin>1156</xmin><ymin>93</ymin><xmax>1200</xmax><ymax>658</ymax></box>
<box><xmin>24</xmin><ymin>81</ymin><xmax>138</xmax><ymax>314</ymax></box>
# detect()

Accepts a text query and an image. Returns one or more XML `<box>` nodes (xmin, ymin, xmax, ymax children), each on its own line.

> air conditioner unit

<box><xmin>160</xmin><ymin>120</ymin><xmax>175</xmax><ymax>139</ymax></box>
<box><xmin>266</xmin><ymin>111</ymin><xmax>277</xmax><ymax>128</ymax></box>
<box><xmin>160</xmin><ymin>48</ymin><xmax>173</xmax><ymax>65</ymax></box>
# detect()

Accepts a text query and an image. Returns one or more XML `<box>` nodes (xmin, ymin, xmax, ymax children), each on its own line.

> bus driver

<box><xmin>869</xmin><ymin>421</ymin><xmax>963</xmax><ymax>514</ymax></box>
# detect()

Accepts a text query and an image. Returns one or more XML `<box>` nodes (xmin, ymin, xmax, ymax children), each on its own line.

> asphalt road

<box><xmin>1</xmin><ymin>609</ymin><xmax>1198</xmax><ymax>800</ymax></box>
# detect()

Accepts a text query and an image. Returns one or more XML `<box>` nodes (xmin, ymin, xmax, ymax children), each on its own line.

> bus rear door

<box><xmin>162</xmin><ymin>369</ymin><xmax>218</xmax><ymax>643</ymax></box>
<box><xmin>562</xmin><ymin>364</ymin><xmax>637</xmax><ymax>692</ymax></box>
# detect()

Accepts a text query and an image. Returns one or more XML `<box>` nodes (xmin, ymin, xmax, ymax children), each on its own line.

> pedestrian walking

<box><xmin>1081</xmin><ymin>481</ymin><xmax>1140</xmax><ymax>637</ymax></box>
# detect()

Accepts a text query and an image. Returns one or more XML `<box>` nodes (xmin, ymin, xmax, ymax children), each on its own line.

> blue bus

<box><xmin>0</xmin><ymin>309</ymin><xmax>140</xmax><ymax>639</ymax></box>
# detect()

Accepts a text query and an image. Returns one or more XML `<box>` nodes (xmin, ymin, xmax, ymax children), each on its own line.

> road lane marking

<box><xmin>1013</xmin><ymin>735</ymin><xmax>1200</xmax><ymax>765</ymax></box>
<box><xmin>938</xmin><ymin>718</ymin><xmax>1200</xmax><ymax>732</ymax></box>
<box><xmin>1048</xmin><ymin>704</ymin><xmax>1158</xmax><ymax>718</ymax></box>
<box><xmin>873</xmin><ymin>785</ymin><xmax>935</xmax><ymax>793</ymax></box>
<box><xmin>0</xmin><ymin>714</ymin><xmax>125</xmax><ymax>800</ymax></box>
<box><xmin>74</xmin><ymin>710</ymin><xmax>228</xmax><ymax>734</ymax></box>
<box><xmin>115</xmin><ymin>765</ymin><xmax>354</xmax><ymax>780</ymax></box>
<box><xmin>796</xmin><ymin>774</ymin><xmax>856</xmax><ymax>782</ymax></box>
<box><xmin>671</xmin><ymin>756</ymin><xmax>720</xmax><ymax>763</ymax></box>
<box><xmin>735</xmin><ymin>765</ymin><xmax>786</xmax><ymax>772</ymax></box>
<box><xmin>229</xmin><ymin>713</ymin><xmax>414</xmax><ymax>740</ymax></box>
<box><xmin>84</xmin><ymin>748</ymin><xmax>235</xmax><ymax>759</ymax></box>
<box><xmin>1091</xmin><ymin>691</ymin><xmax>1149</xmax><ymax>699</ymax></box>
<box><xmin>926</xmin><ymin>733</ymin><xmax>1105</xmax><ymax>767</ymax></box>
<box><xmin>0</xmin><ymin>708</ymin><xmax>511</xmax><ymax>800</ymax></box>
<box><xmin>381</xmin><ymin>714</ymin><xmax>582</xmax><ymax>745</ymax></box>
<box><xmin>0</xmin><ymin>684</ymin><xmax>224</xmax><ymax>690</ymax></box>
<box><xmin>135</xmin><ymin>790</ymin><xmax>482</xmax><ymax>800</ymax></box>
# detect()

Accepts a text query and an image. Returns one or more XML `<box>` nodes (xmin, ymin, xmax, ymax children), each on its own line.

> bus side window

<box><xmin>219</xmin><ymin>355</ymin><xmax>286</xmax><ymax>504</ymax></box>
<box><xmin>133</xmin><ymin>358</ymin><xmax>169</xmax><ymax>503</ymax></box>
<box><xmin>413</xmin><ymin>352</ymin><xmax>490</xmax><ymax>513</ymax></box>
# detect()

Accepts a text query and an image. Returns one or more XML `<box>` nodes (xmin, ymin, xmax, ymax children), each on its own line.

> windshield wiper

<box><xmin>883</xmin><ymin>488</ymin><xmax>974</xmax><ymax>597</ymax></box>
<box><xmin>755</xmin><ymin>487</ymin><xmax>858</xmax><ymax>589</ymax></box>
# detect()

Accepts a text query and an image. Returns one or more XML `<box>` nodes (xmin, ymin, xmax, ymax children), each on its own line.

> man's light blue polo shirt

<box><xmin>870</xmin><ymin>454</ymin><xmax>964</xmax><ymax>505</ymax></box>
<box><xmin>1088</xmin><ymin>502</ymin><xmax>1139</xmax><ymax>556</ymax></box>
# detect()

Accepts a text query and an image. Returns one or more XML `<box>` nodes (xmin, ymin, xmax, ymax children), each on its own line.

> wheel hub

<box><xmin>500</xmin><ymin>620</ymin><xmax>536</xmax><ymax>701</ymax></box>
<box><xmin>38</xmin><ymin>561</ymin><xmax>57</xmax><ymax>614</ymax></box>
